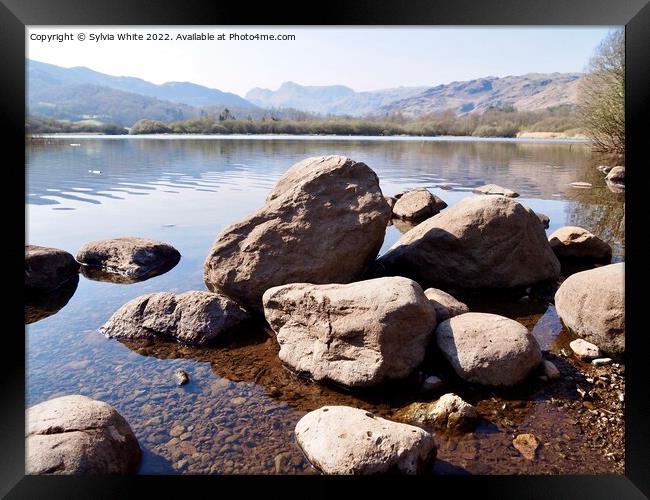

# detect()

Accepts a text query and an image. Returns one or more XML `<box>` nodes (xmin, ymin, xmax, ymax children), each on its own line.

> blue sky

<box><xmin>27</xmin><ymin>26</ymin><xmax>616</xmax><ymax>95</ymax></box>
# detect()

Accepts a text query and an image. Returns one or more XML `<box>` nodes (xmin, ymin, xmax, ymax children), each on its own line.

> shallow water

<box><xmin>26</xmin><ymin>136</ymin><xmax>624</xmax><ymax>474</ymax></box>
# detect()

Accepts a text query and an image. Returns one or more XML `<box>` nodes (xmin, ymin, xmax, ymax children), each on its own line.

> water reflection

<box><xmin>25</xmin><ymin>274</ymin><xmax>79</xmax><ymax>324</ymax></box>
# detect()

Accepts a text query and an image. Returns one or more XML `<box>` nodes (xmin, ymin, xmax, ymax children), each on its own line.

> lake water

<box><xmin>26</xmin><ymin>135</ymin><xmax>625</xmax><ymax>475</ymax></box>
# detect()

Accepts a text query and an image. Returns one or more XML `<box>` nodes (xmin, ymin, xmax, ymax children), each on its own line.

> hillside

<box><xmin>382</xmin><ymin>73</ymin><xmax>582</xmax><ymax>117</ymax></box>
<box><xmin>29</xmin><ymin>60</ymin><xmax>256</xmax><ymax>109</ymax></box>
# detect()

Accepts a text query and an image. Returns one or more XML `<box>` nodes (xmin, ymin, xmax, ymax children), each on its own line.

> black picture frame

<box><xmin>3</xmin><ymin>0</ymin><xmax>649</xmax><ymax>497</ymax></box>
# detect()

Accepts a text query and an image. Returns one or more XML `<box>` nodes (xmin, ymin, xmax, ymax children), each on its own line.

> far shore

<box><xmin>29</xmin><ymin>133</ymin><xmax>591</xmax><ymax>143</ymax></box>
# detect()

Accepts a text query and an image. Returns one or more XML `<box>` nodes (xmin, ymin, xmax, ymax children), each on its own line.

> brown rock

<box><xmin>263</xmin><ymin>277</ymin><xmax>437</xmax><ymax>388</ymax></box>
<box><xmin>76</xmin><ymin>237</ymin><xmax>180</xmax><ymax>280</ymax></box>
<box><xmin>376</xmin><ymin>196</ymin><xmax>560</xmax><ymax>289</ymax></box>
<box><xmin>203</xmin><ymin>156</ymin><xmax>391</xmax><ymax>311</ymax></box>
<box><xmin>25</xmin><ymin>245</ymin><xmax>79</xmax><ymax>293</ymax></box>
<box><xmin>101</xmin><ymin>291</ymin><xmax>249</xmax><ymax>345</ymax></box>
<box><xmin>605</xmin><ymin>166</ymin><xmax>625</xmax><ymax>184</ymax></box>
<box><xmin>554</xmin><ymin>263</ymin><xmax>624</xmax><ymax>357</ymax></box>
<box><xmin>397</xmin><ymin>393</ymin><xmax>478</xmax><ymax>431</ymax></box>
<box><xmin>26</xmin><ymin>395</ymin><xmax>141</xmax><ymax>474</ymax></box>
<box><xmin>513</xmin><ymin>433</ymin><xmax>539</xmax><ymax>460</ymax></box>
<box><xmin>549</xmin><ymin>226</ymin><xmax>612</xmax><ymax>262</ymax></box>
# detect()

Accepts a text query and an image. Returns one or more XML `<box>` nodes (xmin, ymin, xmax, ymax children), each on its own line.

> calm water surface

<box><xmin>26</xmin><ymin>136</ymin><xmax>625</xmax><ymax>474</ymax></box>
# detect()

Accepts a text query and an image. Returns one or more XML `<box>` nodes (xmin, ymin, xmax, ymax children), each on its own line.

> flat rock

<box><xmin>263</xmin><ymin>277</ymin><xmax>436</xmax><ymax>388</ymax></box>
<box><xmin>569</xmin><ymin>338</ymin><xmax>601</xmax><ymax>360</ymax></box>
<box><xmin>392</xmin><ymin>189</ymin><xmax>447</xmax><ymax>222</ymax></box>
<box><xmin>397</xmin><ymin>393</ymin><xmax>478</xmax><ymax>431</ymax></box>
<box><xmin>101</xmin><ymin>291</ymin><xmax>249</xmax><ymax>345</ymax></box>
<box><xmin>203</xmin><ymin>156</ymin><xmax>391</xmax><ymax>311</ymax></box>
<box><xmin>436</xmin><ymin>312</ymin><xmax>542</xmax><ymax>386</ymax></box>
<box><xmin>76</xmin><ymin>237</ymin><xmax>180</xmax><ymax>280</ymax></box>
<box><xmin>605</xmin><ymin>166</ymin><xmax>625</xmax><ymax>183</ymax></box>
<box><xmin>570</xmin><ymin>182</ymin><xmax>592</xmax><ymax>188</ymax></box>
<box><xmin>472</xmin><ymin>184</ymin><xmax>519</xmax><ymax>197</ymax></box>
<box><xmin>25</xmin><ymin>245</ymin><xmax>79</xmax><ymax>293</ymax></box>
<box><xmin>424</xmin><ymin>288</ymin><xmax>469</xmax><ymax>322</ymax></box>
<box><xmin>295</xmin><ymin>406</ymin><xmax>436</xmax><ymax>474</ymax></box>
<box><xmin>376</xmin><ymin>196</ymin><xmax>560</xmax><ymax>290</ymax></box>
<box><xmin>555</xmin><ymin>263</ymin><xmax>624</xmax><ymax>357</ymax></box>
<box><xmin>26</xmin><ymin>395</ymin><xmax>141</xmax><ymax>474</ymax></box>
<box><xmin>549</xmin><ymin>226</ymin><xmax>612</xmax><ymax>262</ymax></box>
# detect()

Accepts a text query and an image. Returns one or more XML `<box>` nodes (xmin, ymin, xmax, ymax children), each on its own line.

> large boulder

<box><xmin>263</xmin><ymin>277</ymin><xmax>436</xmax><ymax>388</ymax></box>
<box><xmin>605</xmin><ymin>166</ymin><xmax>625</xmax><ymax>184</ymax></box>
<box><xmin>295</xmin><ymin>406</ymin><xmax>436</xmax><ymax>474</ymax></box>
<box><xmin>26</xmin><ymin>395</ymin><xmax>141</xmax><ymax>474</ymax></box>
<box><xmin>101</xmin><ymin>291</ymin><xmax>249</xmax><ymax>345</ymax></box>
<box><xmin>25</xmin><ymin>245</ymin><xmax>79</xmax><ymax>293</ymax></box>
<box><xmin>204</xmin><ymin>156</ymin><xmax>391</xmax><ymax>311</ymax></box>
<box><xmin>76</xmin><ymin>237</ymin><xmax>180</xmax><ymax>280</ymax></box>
<box><xmin>548</xmin><ymin>226</ymin><xmax>612</xmax><ymax>262</ymax></box>
<box><xmin>436</xmin><ymin>312</ymin><xmax>542</xmax><ymax>386</ymax></box>
<box><xmin>554</xmin><ymin>263</ymin><xmax>624</xmax><ymax>357</ymax></box>
<box><xmin>392</xmin><ymin>189</ymin><xmax>447</xmax><ymax>222</ymax></box>
<box><xmin>424</xmin><ymin>288</ymin><xmax>469</xmax><ymax>322</ymax></box>
<box><xmin>376</xmin><ymin>196</ymin><xmax>560</xmax><ymax>290</ymax></box>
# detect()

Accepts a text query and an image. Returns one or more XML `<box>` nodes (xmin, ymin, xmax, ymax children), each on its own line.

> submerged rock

<box><xmin>376</xmin><ymin>196</ymin><xmax>560</xmax><ymax>290</ymax></box>
<box><xmin>424</xmin><ymin>288</ymin><xmax>469</xmax><ymax>322</ymax></box>
<box><xmin>605</xmin><ymin>166</ymin><xmax>625</xmax><ymax>184</ymax></box>
<box><xmin>570</xmin><ymin>182</ymin><xmax>592</xmax><ymax>188</ymax></box>
<box><xmin>421</xmin><ymin>375</ymin><xmax>444</xmax><ymax>393</ymax></box>
<box><xmin>472</xmin><ymin>184</ymin><xmax>519</xmax><ymax>197</ymax></box>
<box><xmin>548</xmin><ymin>226</ymin><xmax>612</xmax><ymax>262</ymax></box>
<box><xmin>101</xmin><ymin>291</ymin><xmax>249</xmax><ymax>345</ymax></box>
<box><xmin>203</xmin><ymin>156</ymin><xmax>391</xmax><ymax>311</ymax></box>
<box><xmin>76</xmin><ymin>237</ymin><xmax>180</xmax><ymax>280</ymax></box>
<box><xmin>392</xmin><ymin>189</ymin><xmax>447</xmax><ymax>222</ymax></box>
<box><xmin>541</xmin><ymin>360</ymin><xmax>561</xmax><ymax>380</ymax></box>
<box><xmin>263</xmin><ymin>277</ymin><xmax>436</xmax><ymax>388</ymax></box>
<box><xmin>435</xmin><ymin>312</ymin><xmax>542</xmax><ymax>387</ymax></box>
<box><xmin>554</xmin><ymin>263</ymin><xmax>624</xmax><ymax>357</ymax></box>
<box><xmin>25</xmin><ymin>245</ymin><xmax>79</xmax><ymax>293</ymax></box>
<box><xmin>513</xmin><ymin>433</ymin><xmax>539</xmax><ymax>460</ymax></box>
<box><xmin>397</xmin><ymin>394</ymin><xmax>478</xmax><ymax>431</ymax></box>
<box><xmin>295</xmin><ymin>406</ymin><xmax>436</xmax><ymax>474</ymax></box>
<box><xmin>26</xmin><ymin>395</ymin><xmax>141</xmax><ymax>474</ymax></box>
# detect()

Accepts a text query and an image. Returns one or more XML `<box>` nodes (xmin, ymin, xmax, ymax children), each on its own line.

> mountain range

<box><xmin>27</xmin><ymin>59</ymin><xmax>583</xmax><ymax>127</ymax></box>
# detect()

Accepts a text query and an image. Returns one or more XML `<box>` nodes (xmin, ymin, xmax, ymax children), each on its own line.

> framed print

<box><xmin>2</xmin><ymin>0</ymin><xmax>649</xmax><ymax>497</ymax></box>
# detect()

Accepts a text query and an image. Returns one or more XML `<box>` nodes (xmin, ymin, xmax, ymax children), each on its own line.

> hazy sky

<box><xmin>27</xmin><ymin>26</ymin><xmax>615</xmax><ymax>96</ymax></box>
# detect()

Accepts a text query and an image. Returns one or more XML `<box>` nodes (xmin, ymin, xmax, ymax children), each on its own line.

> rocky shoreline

<box><xmin>25</xmin><ymin>155</ymin><xmax>625</xmax><ymax>475</ymax></box>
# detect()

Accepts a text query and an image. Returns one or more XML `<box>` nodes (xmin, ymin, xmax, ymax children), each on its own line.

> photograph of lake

<box><xmin>25</xmin><ymin>26</ymin><xmax>625</xmax><ymax>476</ymax></box>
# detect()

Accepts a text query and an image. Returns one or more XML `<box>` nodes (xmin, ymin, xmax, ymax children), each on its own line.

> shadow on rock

<box><xmin>25</xmin><ymin>274</ymin><xmax>79</xmax><ymax>324</ymax></box>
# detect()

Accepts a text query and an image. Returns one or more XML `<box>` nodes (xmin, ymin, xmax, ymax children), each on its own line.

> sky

<box><xmin>26</xmin><ymin>26</ymin><xmax>616</xmax><ymax>96</ymax></box>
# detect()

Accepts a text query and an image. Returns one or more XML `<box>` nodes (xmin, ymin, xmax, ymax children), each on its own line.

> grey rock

<box><xmin>377</xmin><ymin>196</ymin><xmax>560</xmax><ymax>290</ymax></box>
<box><xmin>436</xmin><ymin>312</ymin><xmax>542</xmax><ymax>386</ymax></box>
<box><xmin>263</xmin><ymin>277</ymin><xmax>436</xmax><ymax>388</ymax></box>
<box><xmin>101</xmin><ymin>291</ymin><xmax>249</xmax><ymax>345</ymax></box>
<box><xmin>295</xmin><ymin>406</ymin><xmax>436</xmax><ymax>474</ymax></box>
<box><xmin>555</xmin><ymin>263</ymin><xmax>624</xmax><ymax>357</ymax></box>
<box><xmin>203</xmin><ymin>156</ymin><xmax>391</xmax><ymax>311</ymax></box>
<box><xmin>472</xmin><ymin>184</ymin><xmax>519</xmax><ymax>197</ymax></box>
<box><xmin>569</xmin><ymin>339</ymin><xmax>601</xmax><ymax>360</ymax></box>
<box><xmin>605</xmin><ymin>166</ymin><xmax>625</xmax><ymax>184</ymax></box>
<box><xmin>424</xmin><ymin>288</ymin><xmax>469</xmax><ymax>322</ymax></box>
<box><xmin>26</xmin><ymin>395</ymin><xmax>141</xmax><ymax>474</ymax></box>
